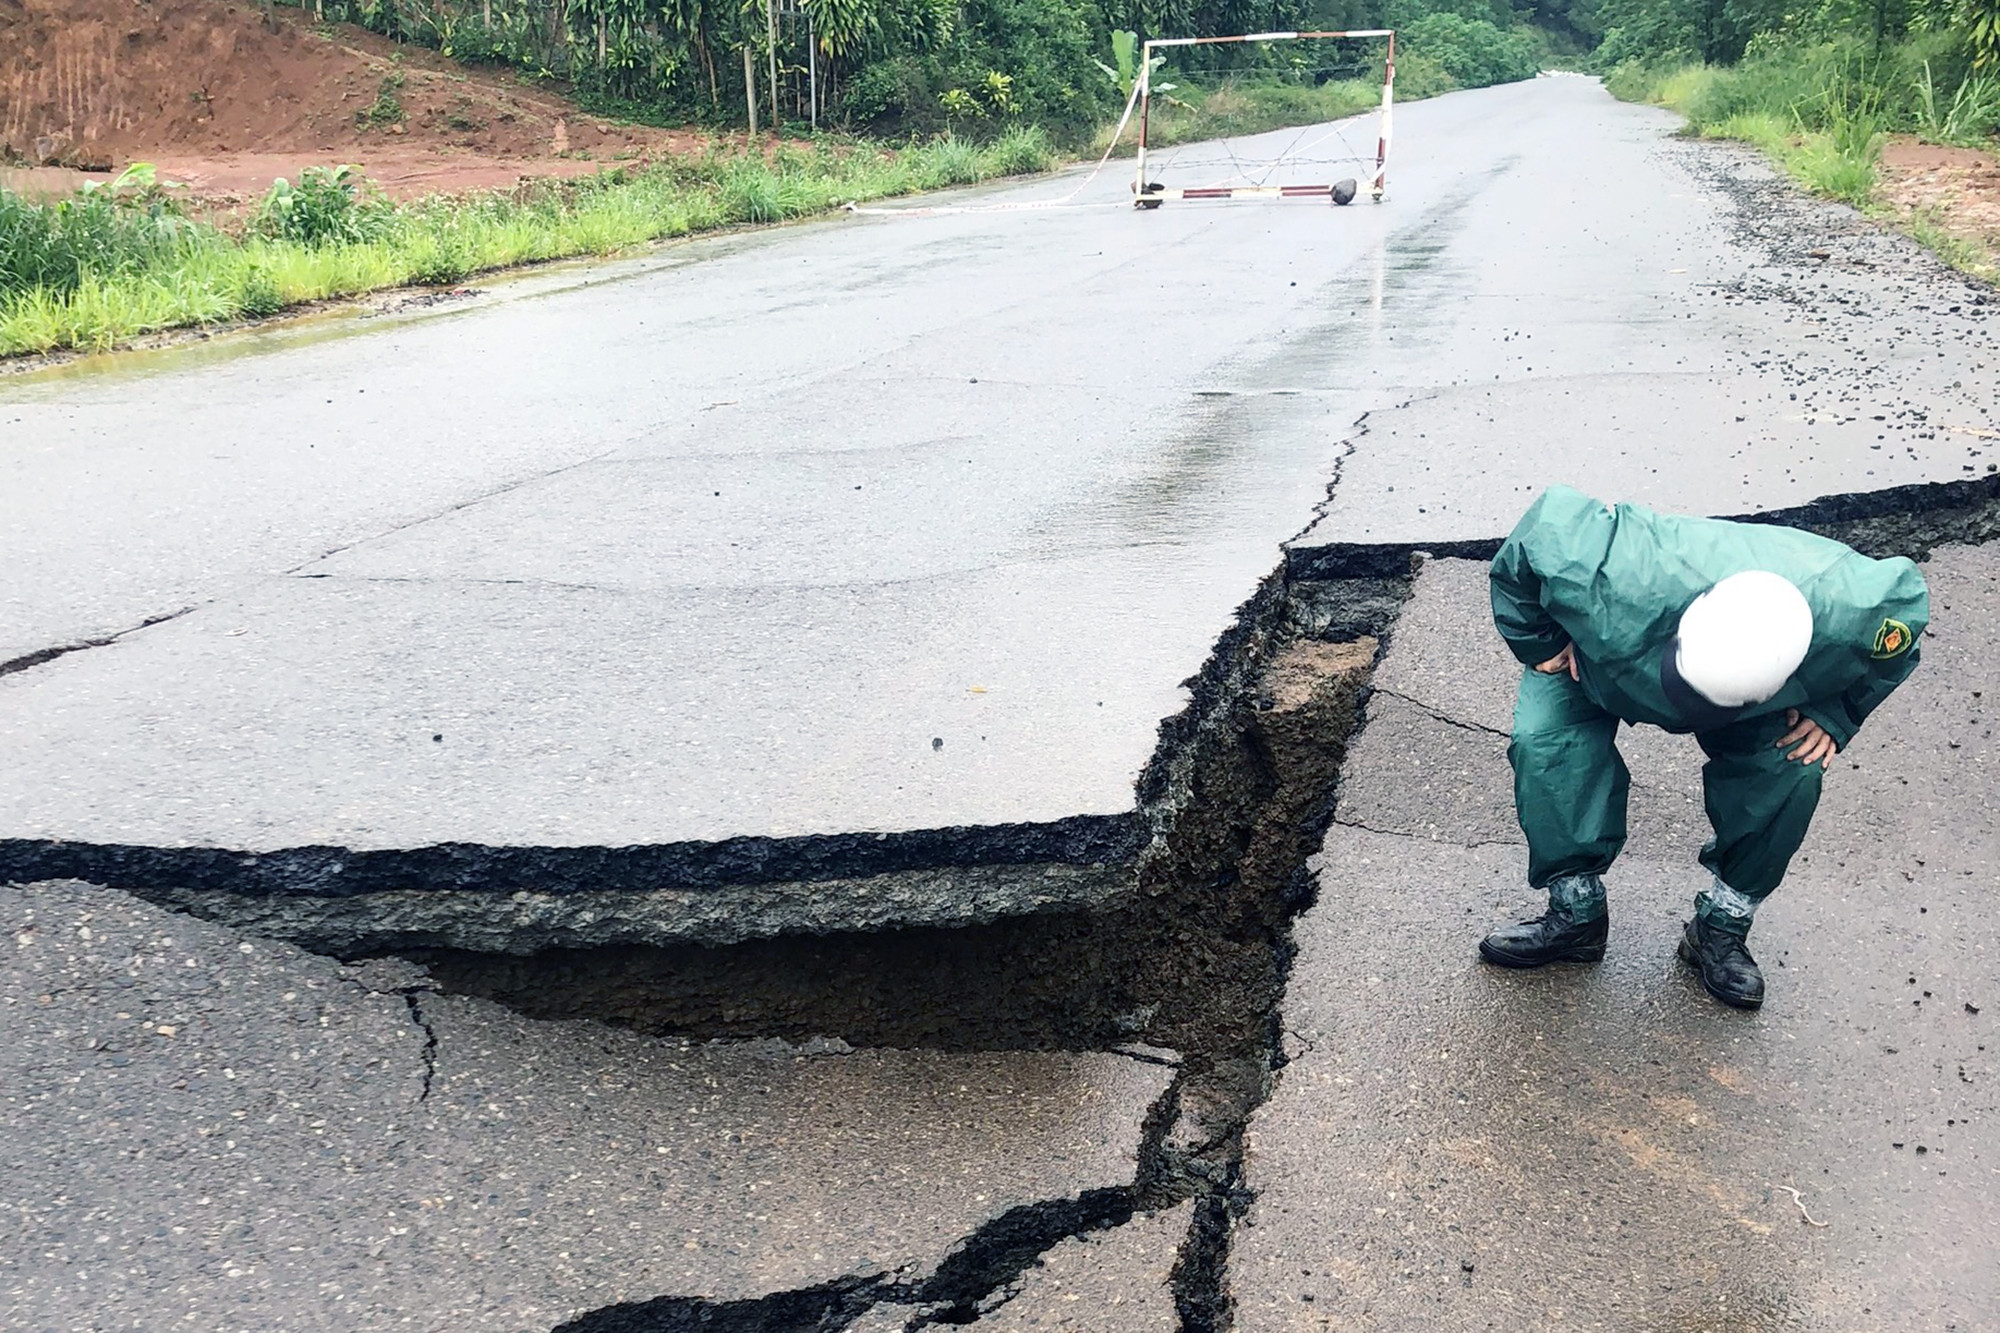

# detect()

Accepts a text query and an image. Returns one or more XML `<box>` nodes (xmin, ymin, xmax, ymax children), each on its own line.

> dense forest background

<box><xmin>269</xmin><ymin>0</ymin><xmax>1999</xmax><ymax>151</ymax></box>
<box><xmin>270</xmin><ymin>0</ymin><xmax>1548</xmax><ymax>136</ymax></box>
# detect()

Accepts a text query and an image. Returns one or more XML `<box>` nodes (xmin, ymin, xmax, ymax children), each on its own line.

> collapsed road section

<box><xmin>0</xmin><ymin>543</ymin><xmax>1397</xmax><ymax>1333</ymax></box>
<box><xmin>8</xmin><ymin>473</ymin><xmax>1996</xmax><ymax>1333</ymax></box>
<box><xmin>421</xmin><ymin>470</ymin><xmax>2000</xmax><ymax>1332</ymax></box>
<box><xmin>9</xmin><ymin>470</ymin><xmax>1994</xmax><ymax>1016</ymax></box>
<box><xmin>5</xmin><ymin>79</ymin><xmax>2000</xmax><ymax>1333</ymax></box>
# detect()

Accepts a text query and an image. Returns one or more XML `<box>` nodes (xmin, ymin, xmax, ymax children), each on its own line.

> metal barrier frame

<box><xmin>1134</xmin><ymin>30</ymin><xmax>1395</xmax><ymax>207</ymax></box>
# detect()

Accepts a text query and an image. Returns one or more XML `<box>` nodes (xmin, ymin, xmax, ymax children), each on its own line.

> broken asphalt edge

<box><xmin>5</xmin><ymin>467</ymin><xmax>1996</xmax><ymax>1333</ymax></box>
<box><xmin>4</xmin><ymin>471</ymin><xmax>1990</xmax><ymax>946</ymax></box>
<box><xmin>1283</xmin><ymin>469</ymin><xmax>2000</xmax><ymax>580</ymax></box>
<box><xmin>0</xmin><ymin>488</ymin><xmax>1345</xmax><ymax>955</ymax></box>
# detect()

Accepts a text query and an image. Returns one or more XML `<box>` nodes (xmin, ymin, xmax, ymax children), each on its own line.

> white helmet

<box><xmin>1674</xmin><ymin>571</ymin><xmax>1814</xmax><ymax>707</ymax></box>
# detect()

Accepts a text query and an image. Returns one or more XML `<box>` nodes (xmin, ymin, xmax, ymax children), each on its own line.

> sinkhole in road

<box><xmin>406</xmin><ymin>471</ymin><xmax>2000</xmax><ymax>1333</ymax></box>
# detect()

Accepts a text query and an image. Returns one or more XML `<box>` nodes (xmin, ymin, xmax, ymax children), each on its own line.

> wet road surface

<box><xmin>3</xmin><ymin>77</ymin><xmax>1990</xmax><ymax>872</ymax></box>
<box><xmin>4</xmin><ymin>75</ymin><xmax>1998</xmax><ymax>1332</ymax></box>
<box><xmin>2</xmin><ymin>877</ymin><xmax>1174</xmax><ymax>1328</ymax></box>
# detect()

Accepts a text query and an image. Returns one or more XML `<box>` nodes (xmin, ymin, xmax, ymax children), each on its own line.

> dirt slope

<box><xmin>1878</xmin><ymin>136</ymin><xmax>2000</xmax><ymax>275</ymax></box>
<box><xmin>0</xmin><ymin>0</ymin><xmax>700</xmax><ymax>198</ymax></box>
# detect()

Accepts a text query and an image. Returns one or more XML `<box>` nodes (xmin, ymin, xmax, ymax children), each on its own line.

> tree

<box><xmin>1967</xmin><ymin>0</ymin><xmax>2000</xmax><ymax>65</ymax></box>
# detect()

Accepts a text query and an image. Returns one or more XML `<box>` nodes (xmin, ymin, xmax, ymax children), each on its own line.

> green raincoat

<box><xmin>1490</xmin><ymin>486</ymin><xmax>1928</xmax><ymax>901</ymax></box>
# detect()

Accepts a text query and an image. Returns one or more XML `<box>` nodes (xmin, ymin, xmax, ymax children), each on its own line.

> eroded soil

<box><xmin>1878</xmin><ymin>135</ymin><xmax>2000</xmax><ymax>276</ymax></box>
<box><xmin>1</xmin><ymin>0</ymin><xmax>710</xmax><ymax>203</ymax></box>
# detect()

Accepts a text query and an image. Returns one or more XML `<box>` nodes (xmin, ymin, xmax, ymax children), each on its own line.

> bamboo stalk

<box><xmin>766</xmin><ymin>0</ymin><xmax>778</xmax><ymax>129</ymax></box>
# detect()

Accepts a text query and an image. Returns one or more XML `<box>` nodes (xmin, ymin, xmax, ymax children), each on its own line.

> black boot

<box><xmin>1677</xmin><ymin>916</ymin><xmax>1765</xmax><ymax>1009</ymax></box>
<box><xmin>1478</xmin><ymin>903</ymin><xmax>1608</xmax><ymax>968</ymax></box>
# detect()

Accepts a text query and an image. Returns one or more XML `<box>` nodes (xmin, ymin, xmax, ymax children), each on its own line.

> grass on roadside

<box><xmin>1694</xmin><ymin>108</ymin><xmax>1883</xmax><ymax>205</ymax></box>
<box><xmin>1606</xmin><ymin>46</ymin><xmax>2000</xmax><ymax>280</ymax></box>
<box><xmin>0</xmin><ymin>126</ymin><xmax>1062</xmax><ymax>358</ymax></box>
<box><xmin>1606</xmin><ymin>38</ymin><xmax>2000</xmax><ymax>208</ymax></box>
<box><xmin>1607</xmin><ymin>59</ymin><xmax>1889</xmax><ymax>205</ymax></box>
<box><xmin>2</xmin><ymin>54</ymin><xmax>1506</xmax><ymax>360</ymax></box>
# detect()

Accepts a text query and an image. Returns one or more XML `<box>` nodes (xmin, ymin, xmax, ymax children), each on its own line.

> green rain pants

<box><xmin>1508</xmin><ymin>667</ymin><xmax>1823</xmax><ymax>901</ymax></box>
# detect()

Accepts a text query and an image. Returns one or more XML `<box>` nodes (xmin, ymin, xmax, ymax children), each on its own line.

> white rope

<box><xmin>843</xmin><ymin>74</ymin><xmax>1148</xmax><ymax>219</ymax></box>
<box><xmin>1147</xmin><ymin>107</ymin><xmax>1373</xmax><ymax>191</ymax></box>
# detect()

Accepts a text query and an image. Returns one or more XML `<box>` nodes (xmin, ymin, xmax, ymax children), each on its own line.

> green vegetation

<box><xmin>0</xmin><ymin>166</ymin><xmax>195</xmax><ymax>298</ymax></box>
<box><xmin>0</xmin><ymin>0</ymin><xmax>1583</xmax><ymax>357</ymax></box>
<box><xmin>1598</xmin><ymin>0</ymin><xmax>1999</xmax><ymax>209</ymax></box>
<box><xmin>0</xmin><ymin>134</ymin><xmax>1067</xmax><ymax>357</ymax></box>
<box><xmin>1607</xmin><ymin>39</ymin><xmax>1998</xmax><ymax>205</ymax></box>
<box><xmin>1401</xmin><ymin>11</ymin><xmax>1544</xmax><ymax>87</ymax></box>
<box><xmin>1914</xmin><ymin>59</ymin><xmax>2000</xmax><ymax>138</ymax></box>
<box><xmin>269</xmin><ymin>0</ymin><xmax>1558</xmax><ymax>138</ymax></box>
<box><xmin>358</xmin><ymin>71</ymin><xmax>409</xmax><ymax>127</ymax></box>
<box><xmin>255</xmin><ymin>165</ymin><xmax>398</xmax><ymax>244</ymax></box>
<box><xmin>1607</xmin><ymin>54</ymin><xmax>1889</xmax><ymax>203</ymax></box>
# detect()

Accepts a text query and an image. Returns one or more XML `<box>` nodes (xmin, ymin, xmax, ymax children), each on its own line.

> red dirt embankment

<box><xmin>0</xmin><ymin>0</ymin><xmax>705</xmax><ymax>201</ymax></box>
<box><xmin>1879</xmin><ymin>139</ymin><xmax>2000</xmax><ymax>240</ymax></box>
<box><xmin>1876</xmin><ymin>137</ymin><xmax>2000</xmax><ymax>281</ymax></box>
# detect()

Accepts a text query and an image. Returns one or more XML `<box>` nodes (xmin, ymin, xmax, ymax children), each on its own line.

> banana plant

<box><xmin>1092</xmin><ymin>29</ymin><xmax>1173</xmax><ymax>99</ymax></box>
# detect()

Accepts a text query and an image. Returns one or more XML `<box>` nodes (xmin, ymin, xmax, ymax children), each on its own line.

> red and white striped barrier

<box><xmin>1133</xmin><ymin>29</ymin><xmax>1394</xmax><ymax>208</ymax></box>
<box><xmin>1143</xmin><ymin>184</ymin><xmax>1350</xmax><ymax>200</ymax></box>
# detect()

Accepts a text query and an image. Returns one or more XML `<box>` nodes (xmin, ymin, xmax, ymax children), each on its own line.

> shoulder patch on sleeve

<box><xmin>1871</xmin><ymin>618</ymin><xmax>1913</xmax><ymax>659</ymax></box>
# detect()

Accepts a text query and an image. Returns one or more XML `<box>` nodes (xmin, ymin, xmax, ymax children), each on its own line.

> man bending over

<box><xmin>1480</xmin><ymin>485</ymin><xmax>1928</xmax><ymax>1009</ymax></box>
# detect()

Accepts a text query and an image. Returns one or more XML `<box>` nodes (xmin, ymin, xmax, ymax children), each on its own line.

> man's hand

<box><xmin>1776</xmin><ymin>708</ymin><xmax>1838</xmax><ymax>769</ymax></box>
<box><xmin>1535</xmin><ymin>643</ymin><xmax>1579</xmax><ymax>681</ymax></box>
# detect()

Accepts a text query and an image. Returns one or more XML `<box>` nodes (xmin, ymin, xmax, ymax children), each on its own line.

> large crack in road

<box><xmin>407</xmin><ymin>559</ymin><xmax>1386</xmax><ymax>1331</ymax></box>
<box><xmin>466</xmin><ymin>474</ymin><xmax>1999</xmax><ymax>1333</ymax></box>
<box><xmin>6</xmin><ymin>81</ymin><xmax>1998</xmax><ymax>1332</ymax></box>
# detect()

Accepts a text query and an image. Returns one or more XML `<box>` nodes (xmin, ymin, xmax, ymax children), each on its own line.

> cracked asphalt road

<box><xmin>3</xmin><ymin>78</ymin><xmax>1991</xmax><ymax>876</ymax></box>
<box><xmin>1</xmin><ymin>878</ymin><xmax>1174</xmax><ymax>1329</ymax></box>
<box><xmin>4</xmin><ymin>75</ymin><xmax>1998</xmax><ymax>1333</ymax></box>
